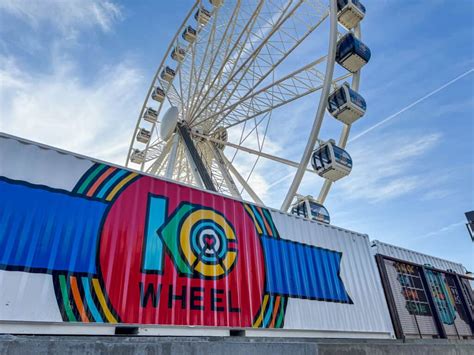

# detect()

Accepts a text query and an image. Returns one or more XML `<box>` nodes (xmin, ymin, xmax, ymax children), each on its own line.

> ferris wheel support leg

<box><xmin>221</xmin><ymin>154</ymin><xmax>264</xmax><ymax>205</ymax></box>
<box><xmin>165</xmin><ymin>134</ymin><xmax>180</xmax><ymax>179</ymax></box>
<box><xmin>280</xmin><ymin>0</ymin><xmax>338</xmax><ymax>212</ymax></box>
<box><xmin>178</xmin><ymin>124</ymin><xmax>217</xmax><ymax>192</ymax></box>
<box><xmin>210</xmin><ymin>143</ymin><xmax>242</xmax><ymax>199</ymax></box>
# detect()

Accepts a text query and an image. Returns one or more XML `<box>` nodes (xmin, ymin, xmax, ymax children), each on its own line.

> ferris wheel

<box><xmin>126</xmin><ymin>0</ymin><xmax>370</xmax><ymax>223</ymax></box>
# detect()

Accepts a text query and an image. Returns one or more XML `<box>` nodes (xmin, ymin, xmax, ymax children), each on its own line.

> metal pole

<box><xmin>222</xmin><ymin>154</ymin><xmax>264</xmax><ymax>205</ymax></box>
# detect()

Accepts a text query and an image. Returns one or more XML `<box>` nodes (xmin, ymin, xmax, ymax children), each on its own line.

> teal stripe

<box><xmin>81</xmin><ymin>277</ymin><xmax>103</xmax><ymax>322</ymax></box>
<box><xmin>263</xmin><ymin>296</ymin><xmax>275</xmax><ymax>327</ymax></box>
<box><xmin>250</xmin><ymin>205</ymin><xmax>266</xmax><ymax>234</ymax></box>
<box><xmin>77</xmin><ymin>164</ymin><xmax>106</xmax><ymax>194</ymax></box>
<box><xmin>262</xmin><ymin>209</ymin><xmax>278</xmax><ymax>238</ymax></box>
<box><xmin>96</xmin><ymin>170</ymin><xmax>127</xmax><ymax>198</ymax></box>
<box><xmin>275</xmin><ymin>298</ymin><xmax>286</xmax><ymax>328</ymax></box>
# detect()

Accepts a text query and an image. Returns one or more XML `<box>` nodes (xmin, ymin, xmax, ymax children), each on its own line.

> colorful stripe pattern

<box><xmin>53</xmin><ymin>163</ymin><xmax>140</xmax><ymax>322</ymax></box>
<box><xmin>53</xmin><ymin>274</ymin><xmax>119</xmax><ymax>323</ymax></box>
<box><xmin>244</xmin><ymin>204</ymin><xmax>287</xmax><ymax>329</ymax></box>
<box><xmin>72</xmin><ymin>163</ymin><xmax>140</xmax><ymax>201</ymax></box>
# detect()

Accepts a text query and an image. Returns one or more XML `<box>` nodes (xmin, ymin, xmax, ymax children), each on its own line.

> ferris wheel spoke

<box><xmin>186</xmin><ymin>2</ymin><xmax>243</xmax><ymax>121</ymax></box>
<box><xmin>204</xmin><ymin>9</ymin><xmax>330</xmax><ymax>124</ymax></box>
<box><xmin>196</xmin><ymin>55</ymin><xmax>326</xmax><ymax>130</ymax></box>
<box><xmin>190</xmin><ymin>0</ymin><xmax>296</xmax><ymax>123</ymax></box>
<box><xmin>186</xmin><ymin>6</ymin><xmax>222</xmax><ymax>119</ymax></box>
<box><xmin>187</xmin><ymin>1</ymin><xmax>266</xmax><ymax>123</ymax></box>
<box><xmin>146</xmin><ymin>139</ymin><xmax>174</xmax><ymax>175</ymax></box>
<box><xmin>191</xmin><ymin>0</ymin><xmax>328</xmax><ymax>125</ymax></box>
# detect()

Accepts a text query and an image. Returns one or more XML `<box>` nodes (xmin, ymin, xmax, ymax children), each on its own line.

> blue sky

<box><xmin>0</xmin><ymin>1</ymin><xmax>472</xmax><ymax>269</ymax></box>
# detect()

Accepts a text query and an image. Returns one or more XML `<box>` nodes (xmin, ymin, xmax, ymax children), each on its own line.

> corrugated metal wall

<box><xmin>372</xmin><ymin>240</ymin><xmax>466</xmax><ymax>274</ymax></box>
<box><xmin>373</xmin><ymin>241</ymin><xmax>473</xmax><ymax>339</ymax></box>
<box><xmin>0</xmin><ymin>133</ymin><xmax>394</xmax><ymax>337</ymax></box>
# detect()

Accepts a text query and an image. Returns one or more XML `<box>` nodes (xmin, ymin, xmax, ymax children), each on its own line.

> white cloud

<box><xmin>0</xmin><ymin>54</ymin><xmax>145</xmax><ymax>165</ymax></box>
<box><xmin>414</xmin><ymin>221</ymin><xmax>466</xmax><ymax>241</ymax></box>
<box><xmin>0</xmin><ymin>0</ymin><xmax>122</xmax><ymax>35</ymax></box>
<box><xmin>333</xmin><ymin>132</ymin><xmax>442</xmax><ymax>203</ymax></box>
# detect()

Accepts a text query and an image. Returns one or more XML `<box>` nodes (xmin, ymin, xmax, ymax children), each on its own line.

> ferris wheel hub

<box><xmin>160</xmin><ymin>106</ymin><xmax>179</xmax><ymax>141</ymax></box>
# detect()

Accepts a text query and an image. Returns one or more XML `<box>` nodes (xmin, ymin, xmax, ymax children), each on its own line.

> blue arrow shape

<box><xmin>0</xmin><ymin>177</ymin><xmax>107</xmax><ymax>274</ymax></box>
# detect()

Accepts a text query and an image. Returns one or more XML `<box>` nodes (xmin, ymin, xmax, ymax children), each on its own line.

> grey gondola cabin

<box><xmin>182</xmin><ymin>26</ymin><xmax>197</xmax><ymax>43</ymax></box>
<box><xmin>143</xmin><ymin>108</ymin><xmax>158</xmax><ymax>123</ymax></box>
<box><xmin>130</xmin><ymin>149</ymin><xmax>145</xmax><ymax>164</ymax></box>
<box><xmin>337</xmin><ymin>0</ymin><xmax>366</xmax><ymax>30</ymax></box>
<box><xmin>291</xmin><ymin>196</ymin><xmax>330</xmax><ymax>224</ymax></box>
<box><xmin>312</xmin><ymin>140</ymin><xmax>352</xmax><ymax>182</ymax></box>
<box><xmin>152</xmin><ymin>87</ymin><xmax>165</xmax><ymax>103</ymax></box>
<box><xmin>136</xmin><ymin>128</ymin><xmax>151</xmax><ymax>144</ymax></box>
<box><xmin>327</xmin><ymin>82</ymin><xmax>366</xmax><ymax>124</ymax></box>
<box><xmin>171</xmin><ymin>46</ymin><xmax>186</xmax><ymax>62</ymax></box>
<box><xmin>160</xmin><ymin>66</ymin><xmax>176</xmax><ymax>82</ymax></box>
<box><xmin>195</xmin><ymin>7</ymin><xmax>211</xmax><ymax>26</ymax></box>
<box><xmin>210</xmin><ymin>0</ymin><xmax>223</xmax><ymax>7</ymax></box>
<box><xmin>336</xmin><ymin>32</ymin><xmax>371</xmax><ymax>73</ymax></box>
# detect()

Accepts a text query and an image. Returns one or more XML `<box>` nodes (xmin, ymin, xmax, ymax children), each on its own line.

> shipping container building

<box><xmin>372</xmin><ymin>241</ymin><xmax>473</xmax><ymax>340</ymax></box>
<box><xmin>0</xmin><ymin>133</ymin><xmax>394</xmax><ymax>338</ymax></box>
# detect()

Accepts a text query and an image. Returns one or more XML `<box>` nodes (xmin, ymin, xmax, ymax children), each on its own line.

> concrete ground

<box><xmin>0</xmin><ymin>335</ymin><xmax>473</xmax><ymax>355</ymax></box>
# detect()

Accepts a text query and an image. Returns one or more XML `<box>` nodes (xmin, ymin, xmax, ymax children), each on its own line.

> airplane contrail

<box><xmin>266</xmin><ymin>68</ymin><xmax>474</xmax><ymax>189</ymax></box>
<box><xmin>349</xmin><ymin>68</ymin><xmax>474</xmax><ymax>143</ymax></box>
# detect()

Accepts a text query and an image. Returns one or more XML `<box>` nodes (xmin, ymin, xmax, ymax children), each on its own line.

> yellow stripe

<box><xmin>244</xmin><ymin>205</ymin><xmax>263</xmax><ymax>234</ymax></box>
<box><xmin>105</xmin><ymin>173</ymin><xmax>138</xmax><ymax>201</ymax></box>
<box><xmin>92</xmin><ymin>279</ymin><xmax>118</xmax><ymax>323</ymax></box>
<box><xmin>253</xmin><ymin>295</ymin><xmax>269</xmax><ymax>328</ymax></box>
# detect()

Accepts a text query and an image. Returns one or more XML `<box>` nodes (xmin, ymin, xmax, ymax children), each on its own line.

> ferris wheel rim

<box><xmin>127</xmin><ymin>0</ymin><xmax>363</xmax><ymax>211</ymax></box>
<box><xmin>125</xmin><ymin>1</ymin><xmax>200</xmax><ymax>169</ymax></box>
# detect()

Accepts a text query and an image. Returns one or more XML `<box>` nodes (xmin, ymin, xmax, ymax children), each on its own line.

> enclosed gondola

<box><xmin>209</xmin><ymin>0</ymin><xmax>223</xmax><ymax>7</ymax></box>
<box><xmin>337</xmin><ymin>0</ymin><xmax>366</xmax><ymax>30</ymax></box>
<box><xmin>182</xmin><ymin>26</ymin><xmax>197</xmax><ymax>43</ymax></box>
<box><xmin>151</xmin><ymin>87</ymin><xmax>165</xmax><ymax>102</ymax></box>
<box><xmin>160</xmin><ymin>66</ymin><xmax>176</xmax><ymax>82</ymax></box>
<box><xmin>335</xmin><ymin>32</ymin><xmax>371</xmax><ymax>73</ymax></box>
<box><xmin>291</xmin><ymin>195</ymin><xmax>330</xmax><ymax>224</ymax></box>
<box><xmin>136</xmin><ymin>128</ymin><xmax>151</xmax><ymax>144</ymax></box>
<box><xmin>312</xmin><ymin>140</ymin><xmax>352</xmax><ymax>182</ymax></box>
<box><xmin>195</xmin><ymin>7</ymin><xmax>211</xmax><ymax>26</ymax></box>
<box><xmin>143</xmin><ymin>107</ymin><xmax>158</xmax><ymax>123</ymax></box>
<box><xmin>327</xmin><ymin>82</ymin><xmax>366</xmax><ymax>124</ymax></box>
<box><xmin>171</xmin><ymin>46</ymin><xmax>186</xmax><ymax>62</ymax></box>
<box><xmin>130</xmin><ymin>149</ymin><xmax>145</xmax><ymax>164</ymax></box>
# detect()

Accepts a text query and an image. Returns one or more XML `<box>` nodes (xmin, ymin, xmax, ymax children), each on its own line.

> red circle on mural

<box><xmin>99</xmin><ymin>176</ymin><xmax>265</xmax><ymax>326</ymax></box>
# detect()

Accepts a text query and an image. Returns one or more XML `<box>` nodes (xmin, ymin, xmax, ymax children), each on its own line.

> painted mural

<box><xmin>387</xmin><ymin>260</ymin><xmax>473</xmax><ymax>338</ymax></box>
<box><xmin>0</xmin><ymin>163</ymin><xmax>352</xmax><ymax>328</ymax></box>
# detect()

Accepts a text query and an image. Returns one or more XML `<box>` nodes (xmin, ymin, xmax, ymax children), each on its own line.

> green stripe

<box><xmin>77</xmin><ymin>164</ymin><xmax>106</xmax><ymax>194</ymax></box>
<box><xmin>275</xmin><ymin>298</ymin><xmax>286</xmax><ymax>328</ymax></box>
<box><xmin>59</xmin><ymin>275</ymin><xmax>77</xmax><ymax>321</ymax></box>
<box><xmin>263</xmin><ymin>209</ymin><xmax>278</xmax><ymax>238</ymax></box>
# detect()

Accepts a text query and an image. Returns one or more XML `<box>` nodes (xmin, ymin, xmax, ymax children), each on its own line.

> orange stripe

<box><xmin>70</xmin><ymin>276</ymin><xmax>89</xmax><ymax>322</ymax></box>
<box><xmin>87</xmin><ymin>167</ymin><xmax>116</xmax><ymax>197</ymax></box>
<box><xmin>269</xmin><ymin>296</ymin><xmax>281</xmax><ymax>328</ymax></box>
<box><xmin>257</xmin><ymin>207</ymin><xmax>273</xmax><ymax>237</ymax></box>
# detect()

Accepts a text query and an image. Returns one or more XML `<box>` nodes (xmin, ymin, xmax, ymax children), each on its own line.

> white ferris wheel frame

<box><xmin>126</xmin><ymin>0</ymin><xmax>363</xmax><ymax>212</ymax></box>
